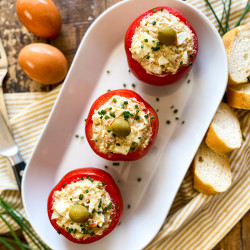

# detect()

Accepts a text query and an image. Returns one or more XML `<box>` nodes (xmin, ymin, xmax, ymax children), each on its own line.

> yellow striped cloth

<box><xmin>0</xmin><ymin>0</ymin><xmax>249</xmax><ymax>249</ymax></box>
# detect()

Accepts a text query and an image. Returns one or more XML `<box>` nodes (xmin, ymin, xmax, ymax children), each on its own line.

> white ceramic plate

<box><xmin>22</xmin><ymin>0</ymin><xmax>228</xmax><ymax>249</ymax></box>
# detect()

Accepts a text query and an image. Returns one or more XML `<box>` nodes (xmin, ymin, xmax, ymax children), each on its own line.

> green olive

<box><xmin>69</xmin><ymin>205</ymin><xmax>89</xmax><ymax>223</ymax></box>
<box><xmin>158</xmin><ymin>25</ymin><xmax>177</xmax><ymax>46</ymax></box>
<box><xmin>110</xmin><ymin>118</ymin><xmax>131</xmax><ymax>137</ymax></box>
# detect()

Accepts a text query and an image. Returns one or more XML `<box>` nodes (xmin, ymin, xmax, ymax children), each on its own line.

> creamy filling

<box><xmin>130</xmin><ymin>9</ymin><xmax>194</xmax><ymax>75</ymax></box>
<box><xmin>92</xmin><ymin>95</ymin><xmax>152</xmax><ymax>155</ymax></box>
<box><xmin>51</xmin><ymin>178</ymin><xmax>114</xmax><ymax>240</ymax></box>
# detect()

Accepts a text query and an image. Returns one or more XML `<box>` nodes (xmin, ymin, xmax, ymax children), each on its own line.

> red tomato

<box><xmin>47</xmin><ymin>168</ymin><xmax>123</xmax><ymax>244</ymax></box>
<box><xmin>125</xmin><ymin>6</ymin><xmax>198</xmax><ymax>86</ymax></box>
<box><xmin>85</xmin><ymin>89</ymin><xmax>159</xmax><ymax>161</ymax></box>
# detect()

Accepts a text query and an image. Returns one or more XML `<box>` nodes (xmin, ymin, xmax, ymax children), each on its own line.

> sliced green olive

<box><xmin>69</xmin><ymin>205</ymin><xmax>89</xmax><ymax>223</ymax></box>
<box><xmin>110</xmin><ymin>118</ymin><xmax>131</xmax><ymax>137</ymax></box>
<box><xmin>158</xmin><ymin>25</ymin><xmax>177</xmax><ymax>46</ymax></box>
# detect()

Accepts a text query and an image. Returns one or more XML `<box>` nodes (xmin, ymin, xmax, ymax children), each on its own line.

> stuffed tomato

<box><xmin>125</xmin><ymin>6</ymin><xmax>198</xmax><ymax>86</ymax></box>
<box><xmin>85</xmin><ymin>89</ymin><xmax>159</xmax><ymax>161</ymax></box>
<box><xmin>47</xmin><ymin>168</ymin><xmax>123</xmax><ymax>244</ymax></box>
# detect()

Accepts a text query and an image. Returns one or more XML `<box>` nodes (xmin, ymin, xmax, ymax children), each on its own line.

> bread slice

<box><xmin>227</xmin><ymin>83</ymin><xmax>250</xmax><ymax>109</ymax></box>
<box><xmin>205</xmin><ymin>102</ymin><xmax>242</xmax><ymax>154</ymax></box>
<box><xmin>222</xmin><ymin>25</ymin><xmax>250</xmax><ymax>85</ymax></box>
<box><xmin>193</xmin><ymin>141</ymin><xmax>231</xmax><ymax>195</ymax></box>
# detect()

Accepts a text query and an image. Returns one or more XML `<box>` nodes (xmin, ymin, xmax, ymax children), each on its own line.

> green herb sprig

<box><xmin>0</xmin><ymin>196</ymin><xmax>50</xmax><ymax>249</ymax></box>
<box><xmin>204</xmin><ymin>0</ymin><xmax>250</xmax><ymax>34</ymax></box>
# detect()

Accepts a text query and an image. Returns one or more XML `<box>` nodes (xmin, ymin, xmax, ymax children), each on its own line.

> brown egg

<box><xmin>18</xmin><ymin>43</ymin><xmax>68</xmax><ymax>85</ymax></box>
<box><xmin>16</xmin><ymin>0</ymin><xmax>61</xmax><ymax>38</ymax></box>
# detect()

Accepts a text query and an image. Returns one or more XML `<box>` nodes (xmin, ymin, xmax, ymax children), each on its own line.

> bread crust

<box><xmin>193</xmin><ymin>149</ymin><xmax>231</xmax><ymax>195</ymax></box>
<box><xmin>205</xmin><ymin>124</ymin><xmax>234</xmax><ymax>154</ymax></box>
<box><xmin>227</xmin><ymin>85</ymin><xmax>250</xmax><ymax>109</ymax></box>
<box><xmin>222</xmin><ymin>25</ymin><xmax>250</xmax><ymax>85</ymax></box>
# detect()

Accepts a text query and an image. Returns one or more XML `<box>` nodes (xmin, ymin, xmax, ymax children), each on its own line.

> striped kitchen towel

<box><xmin>0</xmin><ymin>1</ymin><xmax>249</xmax><ymax>250</ymax></box>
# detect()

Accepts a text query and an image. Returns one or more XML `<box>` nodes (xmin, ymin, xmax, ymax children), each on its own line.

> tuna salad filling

<box><xmin>130</xmin><ymin>9</ymin><xmax>194</xmax><ymax>75</ymax></box>
<box><xmin>92</xmin><ymin>95</ymin><xmax>152</xmax><ymax>155</ymax></box>
<box><xmin>51</xmin><ymin>178</ymin><xmax>113</xmax><ymax>240</ymax></box>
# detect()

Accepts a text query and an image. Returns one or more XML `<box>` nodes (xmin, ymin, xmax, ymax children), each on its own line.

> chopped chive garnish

<box><xmin>166</xmin><ymin>120</ymin><xmax>171</xmax><ymax>124</ymax></box>
<box><xmin>109</xmin><ymin>107</ymin><xmax>112</xmax><ymax>110</ymax></box>
<box><xmin>189</xmin><ymin>54</ymin><xmax>194</xmax><ymax>58</ymax></box>
<box><xmin>98</xmin><ymin>200</ymin><xmax>102</xmax><ymax>208</ymax></box>
<box><xmin>113</xmin><ymin>98</ymin><xmax>117</xmax><ymax>103</ymax></box>
<box><xmin>112</xmin><ymin>132</ymin><xmax>116</xmax><ymax>137</ymax></box>
<box><xmin>73</xmin><ymin>229</ymin><xmax>77</xmax><ymax>234</ymax></box>
<box><xmin>106</xmin><ymin>70</ymin><xmax>110</xmax><ymax>74</ymax></box>
<box><xmin>91</xmin><ymin>232</ymin><xmax>95</xmax><ymax>236</ymax></box>
<box><xmin>141</xmin><ymin>44</ymin><xmax>144</xmax><ymax>48</ymax></box>
<box><xmin>174</xmin><ymin>109</ymin><xmax>178</xmax><ymax>114</ymax></box>
<box><xmin>113</xmin><ymin>162</ymin><xmax>120</xmax><ymax>166</ymax></box>
<box><xmin>135</xmin><ymin>104</ymin><xmax>138</xmax><ymax>108</ymax></box>
<box><xmin>101</xmin><ymin>110</ymin><xmax>106</xmax><ymax>115</ymax></box>
<box><xmin>92</xmin><ymin>209</ymin><xmax>95</xmax><ymax>214</ymax></box>
<box><xmin>70</xmin><ymin>198</ymin><xmax>72</xmax><ymax>201</ymax></box>
<box><xmin>180</xmin><ymin>61</ymin><xmax>183</xmax><ymax>65</ymax></box>
<box><xmin>123</xmin><ymin>83</ymin><xmax>126</xmax><ymax>87</ymax></box>
<box><xmin>107</xmin><ymin>129</ymin><xmax>111</xmax><ymax>132</ymax></box>
<box><xmin>115</xmin><ymin>206</ymin><xmax>119</xmax><ymax>209</ymax></box>
<box><xmin>80</xmin><ymin>177</ymin><xmax>84</xmax><ymax>180</ymax></box>
<box><xmin>152</xmin><ymin>40</ymin><xmax>155</xmax><ymax>43</ymax></box>
<box><xmin>107</xmin><ymin>89</ymin><xmax>111</xmax><ymax>92</ymax></box>
<box><xmin>136</xmin><ymin>110</ymin><xmax>139</xmax><ymax>113</ymax></box>
<box><xmin>85</xmin><ymin>221</ymin><xmax>90</xmax><ymax>226</ymax></box>
<box><xmin>128</xmin><ymin>69</ymin><xmax>130</xmax><ymax>72</ymax></box>
<box><xmin>98</xmin><ymin>211</ymin><xmax>101</xmax><ymax>214</ymax></box>
<box><xmin>137</xmin><ymin>178</ymin><xmax>142</xmax><ymax>182</ymax></box>
<box><xmin>57</xmin><ymin>230</ymin><xmax>61</xmax><ymax>234</ymax></box>
<box><xmin>136</xmin><ymin>116</ymin><xmax>140</xmax><ymax>120</ymax></box>
<box><xmin>144</xmin><ymin>114</ymin><xmax>149</xmax><ymax>118</ymax></box>
<box><xmin>110</xmin><ymin>112</ymin><xmax>116</xmax><ymax>118</ymax></box>
<box><xmin>121</xmin><ymin>104</ymin><xmax>125</xmax><ymax>109</ymax></box>
<box><xmin>100</xmin><ymin>116</ymin><xmax>103</xmax><ymax>119</ymax></box>
<box><xmin>79</xmin><ymin>194</ymin><xmax>83</xmax><ymax>200</ymax></box>
<box><xmin>70</xmin><ymin>222</ymin><xmax>74</xmax><ymax>225</ymax></box>
<box><xmin>94</xmin><ymin>140</ymin><xmax>97</xmax><ymax>142</ymax></box>
<box><xmin>242</xmin><ymin>134</ymin><xmax>246</xmax><ymax>140</ymax></box>
<box><xmin>116</xmin><ymin>143</ymin><xmax>120</xmax><ymax>146</ymax></box>
<box><xmin>161</xmin><ymin>8</ymin><xmax>163</xmax><ymax>12</ymax></box>
<box><xmin>85</xmin><ymin>189</ymin><xmax>89</xmax><ymax>193</ymax></box>
<box><xmin>124</xmin><ymin>101</ymin><xmax>128</xmax><ymax>105</ymax></box>
<box><xmin>87</xmin><ymin>176</ymin><xmax>94</xmax><ymax>182</ymax></box>
<box><xmin>132</xmin><ymin>83</ymin><xmax>136</xmax><ymax>88</ymax></box>
<box><xmin>63</xmin><ymin>183</ymin><xmax>66</xmax><ymax>187</ymax></box>
<box><xmin>144</xmin><ymin>39</ymin><xmax>148</xmax><ymax>42</ymax></box>
<box><xmin>130</xmin><ymin>146</ymin><xmax>136</xmax><ymax>151</ymax></box>
<box><xmin>152</xmin><ymin>8</ymin><xmax>156</xmax><ymax>12</ymax></box>
<box><xmin>75</xmin><ymin>134</ymin><xmax>79</xmax><ymax>138</ymax></box>
<box><xmin>102</xmin><ymin>181</ymin><xmax>106</xmax><ymax>185</ymax></box>
<box><xmin>138</xmin><ymin>137</ymin><xmax>141</xmax><ymax>139</ymax></box>
<box><xmin>150</xmin><ymin>116</ymin><xmax>155</xmax><ymax>119</ymax></box>
<box><xmin>146</xmin><ymin>55</ymin><xmax>150</xmax><ymax>59</ymax></box>
<box><xmin>105</xmin><ymin>115</ymin><xmax>109</xmax><ymax>119</ymax></box>
<box><xmin>152</xmin><ymin>20</ymin><xmax>156</xmax><ymax>25</ymax></box>
<box><xmin>152</xmin><ymin>45</ymin><xmax>160</xmax><ymax>51</ymax></box>
<box><xmin>188</xmin><ymin>62</ymin><xmax>193</xmax><ymax>66</ymax></box>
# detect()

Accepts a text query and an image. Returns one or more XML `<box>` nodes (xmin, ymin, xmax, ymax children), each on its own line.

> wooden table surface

<box><xmin>0</xmin><ymin>0</ymin><xmax>249</xmax><ymax>249</ymax></box>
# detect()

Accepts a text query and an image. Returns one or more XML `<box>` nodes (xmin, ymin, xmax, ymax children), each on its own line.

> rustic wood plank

<box><xmin>242</xmin><ymin>210</ymin><xmax>250</xmax><ymax>250</ymax></box>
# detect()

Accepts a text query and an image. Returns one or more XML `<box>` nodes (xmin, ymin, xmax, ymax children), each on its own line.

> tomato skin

<box><xmin>47</xmin><ymin>168</ymin><xmax>123</xmax><ymax>244</ymax></box>
<box><xmin>85</xmin><ymin>89</ymin><xmax>159</xmax><ymax>161</ymax></box>
<box><xmin>124</xmin><ymin>6</ymin><xmax>198</xmax><ymax>86</ymax></box>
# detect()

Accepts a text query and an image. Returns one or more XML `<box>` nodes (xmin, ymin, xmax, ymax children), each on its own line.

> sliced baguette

<box><xmin>222</xmin><ymin>25</ymin><xmax>250</xmax><ymax>85</ymax></box>
<box><xmin>227</xmin><ymin>83</ymin><xmax>250</xmax><ymax>109</ymax></box>
<box><xmin>193</xmin><ymin>141</ymin><xmax>231</xmax><ymax>195</ymax></box>
<box><xmin>205</xmin><ymin>102</ymin><xmax>242</xmax><ymax>154</ymax></box>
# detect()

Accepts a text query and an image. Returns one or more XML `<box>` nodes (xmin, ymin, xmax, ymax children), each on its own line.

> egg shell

<box><xmin>16</xmin><ymin>0</ymin><xmax>62</xmax><ymax>38</ymax></box>
<box><xmin>18</xmin><ymin>43</ymin><xmax>68</xmax><ymax>85</ymax></box>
